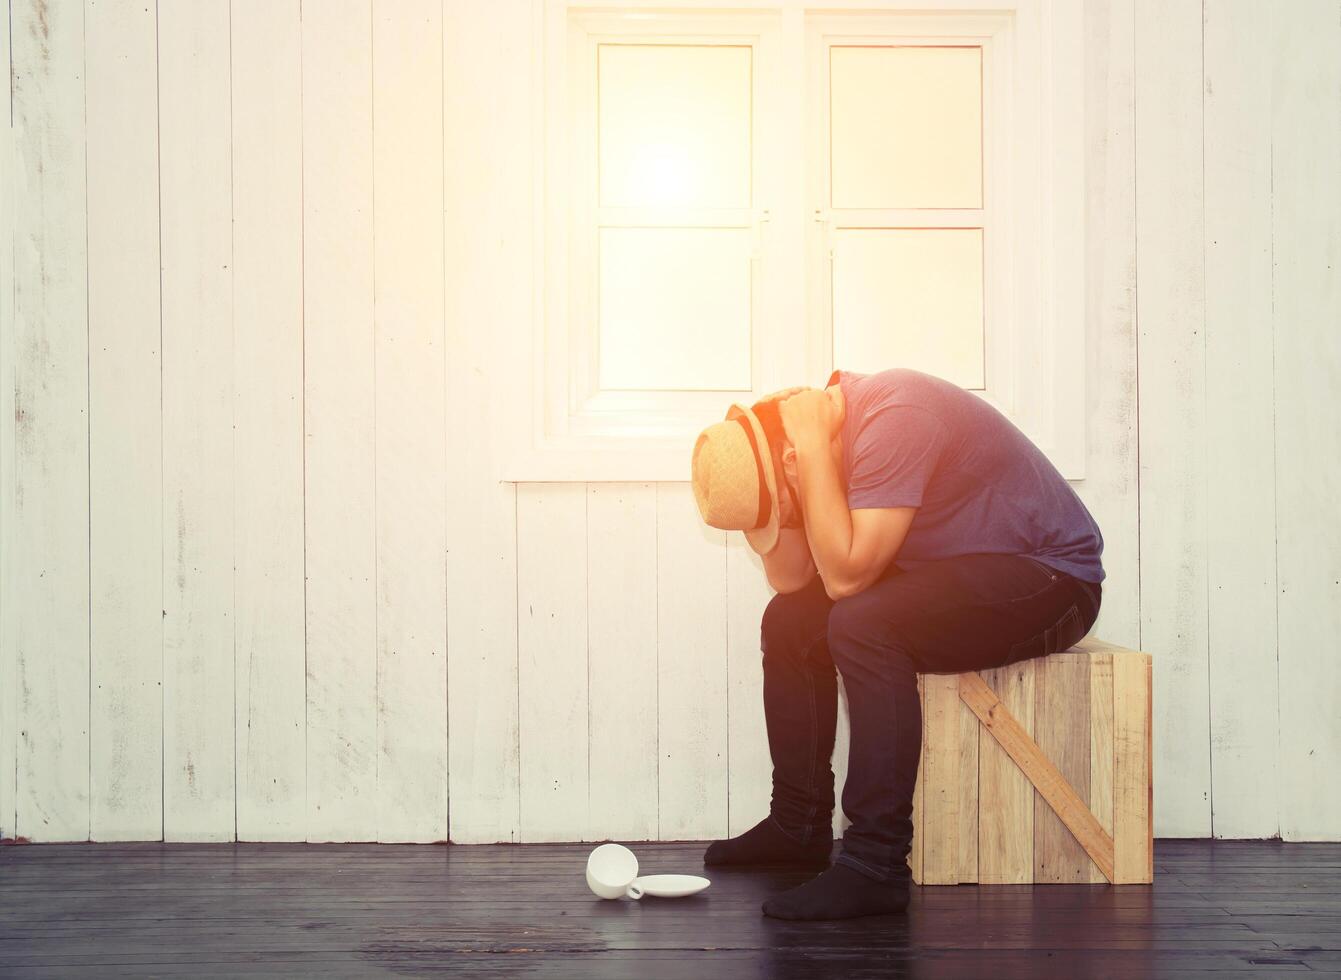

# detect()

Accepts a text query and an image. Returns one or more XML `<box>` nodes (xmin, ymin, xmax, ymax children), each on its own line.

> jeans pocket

<box><xmin>1001</xmin><ymin>557</ymin><xmax>1061</xmax><ymax>608</ymax></box>
<box><xmin>1023</xmin><ymin>557</ymin><xmax>1060</xmax><ymax>583</ymax></box>
<box><xmin>1003</xmin><ymin>602</ymin><xmax>1085</xmax><ymax>666</ymax></box>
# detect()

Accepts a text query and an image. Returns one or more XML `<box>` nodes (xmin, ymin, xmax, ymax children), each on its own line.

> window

<box><xmin>824</xmin><ymin>43</ymin><xmax>989</xmax><ymax>388</ymax></box>
<box><xmin>593</xmin><ymin>41</ymin><xmax>756</xmax><ymax>394</ymax></box>
<box><xmin>502</xmin><ymin>1</ymin><xmax>1085</xmax><ymax>481</ymax></box>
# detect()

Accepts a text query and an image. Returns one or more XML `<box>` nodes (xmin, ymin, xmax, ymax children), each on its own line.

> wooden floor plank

<box><xmin>1</xmin><ymin>839</ymin><xmax>1334</xmax><ymax>977</ymax></box>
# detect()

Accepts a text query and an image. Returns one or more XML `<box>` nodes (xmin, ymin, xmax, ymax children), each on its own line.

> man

<box><xmin>689</xmin><ymin>367</ymin><xmax>1104</xmax><ymax>921</ymax></box>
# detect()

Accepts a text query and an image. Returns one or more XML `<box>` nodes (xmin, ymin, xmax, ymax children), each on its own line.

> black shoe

<box><xmin>703</xmin><ymin>814</ymin><xmax>833</xmax><ymax>870</ymax></box>
<box><xmin>762</xmin><ymin>861</ymin><xmax>910</xmax><ymax>920</ymax></box>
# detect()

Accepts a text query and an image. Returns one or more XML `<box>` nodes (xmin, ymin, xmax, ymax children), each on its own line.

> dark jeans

<box><xmin>760</xmin><ymin>552</ymin><xmax>1102</xmax><ymax>883</ymax></box>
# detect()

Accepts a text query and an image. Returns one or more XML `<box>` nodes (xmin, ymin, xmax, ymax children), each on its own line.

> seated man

<box><xmin>689</xmin><ymin>367</ymin><xmax>1104</xmax><ymax>921</ymax></box>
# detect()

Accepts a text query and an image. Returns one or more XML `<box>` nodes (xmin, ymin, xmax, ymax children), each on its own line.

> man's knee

<box><xmin>825</xmin><ymin>596</ymin><xmax>868</xmax><ymax>656</ymax></box>
<box><xmin>761</xmin><ymin>589</ymin><xmax>805</xmax><ymax>648</ymax></box>
<box><xmin>761</xmin><ymin>585</ymin><xmax>827</xmax><ymax>655</ymax></box>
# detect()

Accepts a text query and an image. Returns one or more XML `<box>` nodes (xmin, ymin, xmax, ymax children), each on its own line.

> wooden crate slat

<box><xmin>976</xmin><ymin>662</ymin><xmax>1036</xmax><ymax>884</ymax></box>
<box><xmin>1034</xmin><ymin>655</ymin><xmax>1094</xmax><ymax>882</ymax></box>
<box><xmin>1113</xmin><ymin>652</ymin><xmax>1154</xmax><ymax>883</ymax></box>
<box><xmin>907</xmin><ymin>675</ymin><xmax>925</xmax><ymax>882</ymax></box>
<box><xmin>920</xmin><ymin>673</ymin><xmax>962</xmax><ymax>884</ymax></box>
<box><xmin>956</xmin><ymin>681</ymin><xmax>980</xmax><ymax>883</ymax></box>
<box><xmin>1089</xmin><ymin>652</ymin><xmax>1115</xmax><ymax>883</ymax></box>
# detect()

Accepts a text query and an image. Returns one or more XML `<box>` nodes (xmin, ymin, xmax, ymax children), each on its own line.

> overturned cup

<box><xmin>585</xmin><ymin>842</ymin><xmax>646</xmax><ymax>900</ymax></box>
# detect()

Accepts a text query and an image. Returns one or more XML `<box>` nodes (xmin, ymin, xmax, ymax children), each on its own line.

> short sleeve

<box><xmin>846</xmin><ymin>405</ymin><xmax>950</xmax><ymax>510</ymax></box>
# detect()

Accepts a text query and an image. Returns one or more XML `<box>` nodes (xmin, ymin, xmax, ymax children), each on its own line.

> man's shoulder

<box><xmin>835</xmin><ymin>367</ymin><xmax>962</xmax><ymax>408</ymax></box>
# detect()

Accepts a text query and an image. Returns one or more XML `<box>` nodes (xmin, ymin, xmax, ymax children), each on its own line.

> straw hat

<box><xmin>690</xmin><ymin>402</ymin><xmax>780</xmax><ymax>555</ymax></box>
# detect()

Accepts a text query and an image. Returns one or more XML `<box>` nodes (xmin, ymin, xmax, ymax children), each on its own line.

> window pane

<box><xmin>832</xmin><ymin>228</ymin><xmax>984</xmax><ymax>387</ymax></box>
<box><xmin>599</xmin><ymin>227</ymin><xmax>753</xmax><ymax>391</ymax></box>
<box><xmin>830</xmin><ymin>46</ymin><xmax>982</xmax><ymax>209</ymax></box>
<box><xmin>599</xmin><ymin>44</ymin><xmax>752</xmax><ymax>209</ymax></box>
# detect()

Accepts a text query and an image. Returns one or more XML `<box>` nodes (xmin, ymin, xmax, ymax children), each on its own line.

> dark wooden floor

<box><xmin>2</xmin><ymin>838</ymin><xmax>1338</xmax><ymax>978</ymax></box>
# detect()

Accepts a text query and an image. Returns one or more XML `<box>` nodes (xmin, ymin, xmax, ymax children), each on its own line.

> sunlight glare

<box><xmin>599</xmin><ymin>44</ymin><xmax>751</xmax><ymax>210</ymax></box>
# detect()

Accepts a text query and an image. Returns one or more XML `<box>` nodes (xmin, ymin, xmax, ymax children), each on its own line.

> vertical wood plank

<box><xmin>1134</xmin><ymin>0</ymin><xmax>1213</xmax><ymax>838</ymax></box>
<box><xmin>159</xmin><ymin>0</ymin><xmax>235</xmax><ymax>842</ymax></box>
<box><xmin>978</xmin><ymin>662</ymin><xmax>1035</xmax><ymax>883</ymax></box>
<box><xmin>1146</xmin><ymin>658</ymin><xmax>1153</xmax><ymax>871</ymax></box>
<box><xmin>1202</xmin><ymin>0</ymin><xmax>1280</xmax><ymax>841</ymax></box>
<box><xmin>957</xmin><ymin>680</ymin><xmax>979</xmax><ymax>882</ymax></box>
<box><xmin>6</xmin><ymin>0</ymin><xmax>1331</xmax><ymax>854</ymax></box>
<box><xmin>516</xmin><ymin>485</ymin><xmax>588</xmax><ymax>841</ymax></box>
<box><xmin>908</xmin><ymin>675</ymin><xmax>924</xmax><ymax>882</ymax></box>
<box><xmin>302</xmin><ymin>0</ymin><xmax>377</xmax><ymax>843</ymax></box>
<box><xmin>832</xmin><ymin>676</ymin><xmax>853</xmax><ymax>841</ymax></box>
<box><xmin>85</xmin><ymin>0</ymin><xmax>162</xmax><ymax>841</ymax></box>
<box><xmin>231</xmin><ymin>0</ymin><xmax>306</xmax><ymax>843</ymax></box>
<box><xmin>1272</xmin><ymin>0</ymin><xmax>1341</xmax><ymax>844</ymax></box>
<box><xmin>1114</xmin><ymin>652</ymin><xmax>1153</xmax><ymax>882</ymax></box>
<box><xmin>725</xmin><ymin>533</ymin><xmax>775</xmax><ymax>839</ymax></box>
<box><xmin>588</xmin><ymin>484</ymin><xmax>658</xmax><ymax>842</ymax></box>
<box><xmin>920</xmin><ymin>673</ymin><xmax>961</xmax><ymax>884</ymax></box>
<box><xmin>1089</xmin><ymin>651</ymin><xmax>1115</xmax><ymax>882</ymax></box>
<box><xmin>371</xmin><ymin>0</ymin><xmax>447</xmax><ymax>844</ymax></box>
<box><xmin>656</xmin><ymin>482</ymin><xmax>728</xmax><ymax>841</ymax></box>
<box><xmin>443</xmin><ymin>0</ymin><xmax>524</xmax><ymax>845</ymax></box>
<box><xmin>10</xmin><ymin>0</ymin><xmax>91</xmax><ymax>842</ymax></box>
<box><xmin>1078</xmin><ymin>0</ymin><xmax>1140</xmax><ymax>651</ymax></box>
<box><xmin>1034</xmin><ymin>654</ymin><xmax>1093</xmax><ymax>882</ymax></box>
<box><xmin>0</xmin><ymin>0</ymin><xmax>14</xmax><ymax>841</ymax></box>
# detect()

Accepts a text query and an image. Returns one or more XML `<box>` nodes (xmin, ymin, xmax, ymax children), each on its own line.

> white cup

<box><xmin>586</xmin><ymin>842</ymin><xmax>645</xmax><ymax>900</ymax></box>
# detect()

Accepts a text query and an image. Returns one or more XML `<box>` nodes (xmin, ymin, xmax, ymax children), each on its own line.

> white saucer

<box><xmin>629</xmin><ymin>874</ymin><xmax>711</xmax><ymax>898</ymax></box>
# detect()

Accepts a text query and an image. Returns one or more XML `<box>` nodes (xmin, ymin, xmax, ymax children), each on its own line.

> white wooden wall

<box><xmin>1</xmin><ymin>0</ymin><xmax>1337</xmax><ymax>844</ymax></box>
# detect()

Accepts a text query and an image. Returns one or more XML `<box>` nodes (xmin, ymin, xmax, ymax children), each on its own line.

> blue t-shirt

<box><xmin>829</xmin><ymin>368</ymin><xmax>1105</xmax><ymax>584</ymax></box>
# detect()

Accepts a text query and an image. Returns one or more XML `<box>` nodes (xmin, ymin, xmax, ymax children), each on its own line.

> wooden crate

<box><xmin>907</xmin><ymin>637</ymin><xmax>1152</xmax><ymax>885</ymax></box>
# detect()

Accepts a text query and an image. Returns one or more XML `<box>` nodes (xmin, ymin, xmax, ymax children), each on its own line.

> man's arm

<box><xmin>758</xmin><ymin>525</ymin><xmax>817</xmax><ymax>594</ymax></box>
<box><xmin>792</xmin><ymin>434</ymin><xmax>916</xmax><ymax>600</ymax></box>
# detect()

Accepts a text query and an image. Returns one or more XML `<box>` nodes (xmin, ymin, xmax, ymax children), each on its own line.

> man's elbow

<box><xmin>823</xmin><ymin>573</ymin><xmax>864</xmax><ymax>602</ymax></box>
<box><xmin>823</xmin><ymin>558</ymin><xmax>888</xmax><ymax>600</ymax></box>
<box><xmin>768</xmin><ymin>568</ymin><xmax>817</xmax><ymax>595</ymax></box>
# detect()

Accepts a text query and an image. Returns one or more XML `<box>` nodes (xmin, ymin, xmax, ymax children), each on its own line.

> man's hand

<box><xmin>779</xmin><ymin>389</ymin><xmax>838</xmax><ymax>450</ymax></box>
<box><xmin>755</xmin><ymin>525</ymin><xmax>818</xmax><ymax>593</ymax></box>
<box><xmin>755</xmin><ymin>384</ymin><xmax>811</xmax><ymax>406</ymax></box>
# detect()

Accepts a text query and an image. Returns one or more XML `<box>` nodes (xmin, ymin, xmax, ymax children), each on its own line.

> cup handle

<box><xmin>626</xmin><ymin>879</ymin><xmax>644</xmax><ymax>901</ymax></box>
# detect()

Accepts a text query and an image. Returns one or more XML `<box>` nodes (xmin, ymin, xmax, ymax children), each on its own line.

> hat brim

<box><xmin>725</xmin><ymin>402</ymin><xmax>781</xmax><ymax>556</ymax></box>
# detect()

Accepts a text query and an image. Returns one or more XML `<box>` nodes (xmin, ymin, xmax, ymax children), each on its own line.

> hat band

<box><xmin>734</xmin><ymin>415</ymin><xmax>771</xmax><ymax>530</ymax></box>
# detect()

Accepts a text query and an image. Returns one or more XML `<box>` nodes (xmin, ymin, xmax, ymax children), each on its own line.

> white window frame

<box><xmin>501</xmin><ymin>0</ymin><xmax>1085</xmax><ymax>481</ymax></box>
<box><xmin>809</xmin><ymin>19</ymin><xmax>1007</xmax><ymax>398</ymax></box>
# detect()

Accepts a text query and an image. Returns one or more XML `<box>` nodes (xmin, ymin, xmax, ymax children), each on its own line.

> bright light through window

<box><xmin>598</xmin><ymin>43</ymin><xmax>753</xmax><ymax>209</ymax></box>
<box><xmin>830</xmin><ymin>45</ymin><xmax>983</xmax><ymax>209</ymax></box>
